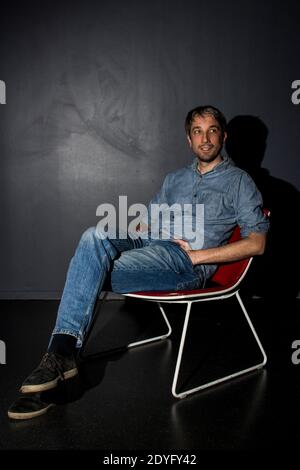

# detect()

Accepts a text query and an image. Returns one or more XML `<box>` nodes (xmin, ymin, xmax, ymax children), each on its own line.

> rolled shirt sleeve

<box><xmin>233</xmin><ymin>172</ymin><xmax>270</xmax><ymax>238</ymax></box>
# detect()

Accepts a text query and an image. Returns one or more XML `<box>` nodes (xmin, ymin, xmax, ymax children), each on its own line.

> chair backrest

<box><xmin>209</xmin><ymin>225</ymin><xmax>252</xmax><ymax>289</ymax></box>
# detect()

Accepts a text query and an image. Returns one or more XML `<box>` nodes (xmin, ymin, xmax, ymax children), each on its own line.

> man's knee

<box><xmin>79</xmin><ymin>226</ymin><xmax>113</xmax><ymax>252</ymax></box>
<box><xmin>80</xmin><ymin>227</ymin><xmax>97</xmax><ymax>244</ymax></box>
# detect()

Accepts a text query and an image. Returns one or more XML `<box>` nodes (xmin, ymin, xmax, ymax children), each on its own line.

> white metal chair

<box><xmin>123</xmin><ymin>224</ymin><xmax>267</xmax><ymax>399</ymax></box>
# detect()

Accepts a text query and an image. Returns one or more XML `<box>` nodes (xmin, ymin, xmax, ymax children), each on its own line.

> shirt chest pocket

<box><xmin>200</xmin><ymin>190</ymin><xmax>235</xmax><ymax>223</ymax></box>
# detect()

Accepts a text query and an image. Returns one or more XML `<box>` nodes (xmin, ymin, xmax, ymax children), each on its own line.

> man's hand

<box><xmin>173</xmin><ymin>239</ymin><xmax>191</xmax><ymax>252</ymax></box>
<box><xmin>173</xmin><ymin>239</ymin><xmax>197</xmax><ymax>265</ymax></box>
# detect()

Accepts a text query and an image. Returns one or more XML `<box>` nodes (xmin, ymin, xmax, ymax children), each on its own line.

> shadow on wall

<box><xmin>226</xmin><ymin>115</ymin><xmax>300</xmax><ymax>302</ymax></box>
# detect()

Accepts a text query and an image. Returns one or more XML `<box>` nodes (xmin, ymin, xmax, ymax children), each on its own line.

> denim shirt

<box><xmin>143</xmin><ymin>155</ymin><xmax>270</xmax><ymax>278</ymax></box>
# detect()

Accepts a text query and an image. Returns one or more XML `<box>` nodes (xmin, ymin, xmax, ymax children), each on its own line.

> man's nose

<box><xmin>201</xmin><ymin>131</ymin><xmax>210</xmax><ymax>143</ymax></box>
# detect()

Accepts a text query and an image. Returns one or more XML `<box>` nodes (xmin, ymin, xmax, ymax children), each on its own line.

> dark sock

<box><xmin>48</xmin><ymin>334</ymin><xmax>77</xmax><ymax>357</ymax></box>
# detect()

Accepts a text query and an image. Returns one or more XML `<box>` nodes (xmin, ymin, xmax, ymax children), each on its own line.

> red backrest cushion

<box><xmin>210</xmin><ymin>226</ymin><xmax>251</xmax><ymax>288</ymax></box>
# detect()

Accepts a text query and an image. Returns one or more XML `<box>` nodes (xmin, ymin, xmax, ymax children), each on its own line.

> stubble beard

<box><xmin>197</xmin><ymin>146</ymin><xmax>222</xmax><ymax>164</ymax></box>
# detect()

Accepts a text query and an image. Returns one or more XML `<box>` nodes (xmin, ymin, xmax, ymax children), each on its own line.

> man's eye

<box><xmin>210</xmin><ymin>128</ymin><xmax>217</xmax><ymax>133</ymax></box>
<box><xmin>193</xmin><ymin>129</ymin><xmax>201</xmax><ymax>134</ymax></box>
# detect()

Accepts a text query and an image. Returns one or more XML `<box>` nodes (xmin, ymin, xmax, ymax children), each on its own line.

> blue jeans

<box><xmin>51</xmin><ymin>227</ymin><xmax>205</xmax><ymax>347</ymax></box>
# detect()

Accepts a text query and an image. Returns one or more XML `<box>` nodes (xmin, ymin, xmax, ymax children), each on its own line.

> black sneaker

<box><xmin>20</xmin><ymin>352</ymin><xmax>78</xmax><ymax>394</ymax></box>
<box><xmin>8</xmin><ymin>393</ymin><xmax>54</xmax><ymax>420</ymax></box>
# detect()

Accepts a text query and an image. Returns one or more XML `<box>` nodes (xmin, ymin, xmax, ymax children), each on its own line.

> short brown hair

<box><xmin>185</xmin><ymin>105</ymin><xmax>227</xmax><ymax>136</ymax></box>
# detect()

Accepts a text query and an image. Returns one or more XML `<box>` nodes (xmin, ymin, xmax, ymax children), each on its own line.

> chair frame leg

<box><xmin>171</xmin><ymin>291</ymin><xmax>267</xmax><ymax>399</ymax></box>
<box><xmin>79</xmin><ymin>299</ymin><xmax>172</xmax><ymax>361</ymax></box>
<box><xmin>127</xmin><ymin>302</ymin><xmax>172</xmax><ymax>349</ymax></box>
<box><xmin>81</xmin><ymin>291</ymin><xmax>267</xmax><ymax>399</ymax></box>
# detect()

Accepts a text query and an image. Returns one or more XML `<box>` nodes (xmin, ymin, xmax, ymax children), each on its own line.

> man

<box><xmin>8</xmin><ymin>105</ymin><xmax>269</xmax><ymax>419</ymax></box>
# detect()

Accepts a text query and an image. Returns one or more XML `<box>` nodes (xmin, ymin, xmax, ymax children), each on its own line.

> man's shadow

<box><xmin>225</xmin><ymin>115</ymin><xmax>300</xmax><ymax>304</ymax></box>
<box><xmin>40</xmin><ymin>349</ymin><xmax>126</xmax><ymax>408</ymax></box>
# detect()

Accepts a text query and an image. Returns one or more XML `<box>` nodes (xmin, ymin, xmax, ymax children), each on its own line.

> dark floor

<box><xmin>0</xmin><ymin>295</ymin><xmax>300</xmax><ymax>452</ymax></box>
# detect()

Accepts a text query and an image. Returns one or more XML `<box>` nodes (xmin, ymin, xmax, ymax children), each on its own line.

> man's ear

<box><xmin>186</xmin><ymin>134</ymin><xmax>192</xmax><ymax>147</ymax></box>
<box><xmin>223</xmin><ymin>131</ymin><xmax>227</xmax><ymax>144</ymax></box>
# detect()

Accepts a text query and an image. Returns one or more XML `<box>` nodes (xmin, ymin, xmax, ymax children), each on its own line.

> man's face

<box><xmin>187</xmin><ymin>114</ymin><xmax>226</xmax><ymax>164</ymax></box>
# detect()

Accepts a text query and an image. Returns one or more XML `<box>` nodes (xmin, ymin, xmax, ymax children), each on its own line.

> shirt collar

<box><xmin>190</xmin><ymin>154</ymin><xmax>234</xmax><ymax>176</ymax></box>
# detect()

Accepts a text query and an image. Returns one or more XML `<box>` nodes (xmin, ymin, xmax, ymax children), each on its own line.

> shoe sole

<box><xmin>20</xmin><ymin>367</ymin><xmax>78</xmax><ymax>394</ymax></box>
<box><xmin>8</xmin><ymin>403</ymin><xmax>54</xmax><ymax>420</ymax></box>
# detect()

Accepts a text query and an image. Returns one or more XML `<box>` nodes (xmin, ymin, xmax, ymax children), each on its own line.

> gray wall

<box><xmin>0</xmin><ymin>0</ymin><xmax>299</xmax><ymax>298</ymax></box>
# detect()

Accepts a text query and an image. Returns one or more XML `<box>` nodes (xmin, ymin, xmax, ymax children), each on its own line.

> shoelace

<box><xmin>40</xmin><ymin>353</ymin><xmax>66</xmax><ymax>381</ymax></box>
